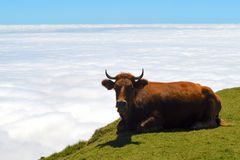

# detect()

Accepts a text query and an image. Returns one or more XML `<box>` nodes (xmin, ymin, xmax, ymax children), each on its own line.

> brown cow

<box><xmin>102</xmin><ymin>69</ymin><xmax>223</xmax><ymax>134</ymax></box>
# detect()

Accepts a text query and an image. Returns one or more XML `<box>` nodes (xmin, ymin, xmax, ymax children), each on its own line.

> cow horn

<box><xmin>105</xmin><ymin>70</ymin><xmax>116</xmax><ymax>79</ymax></box>
<box><xmin>134</xmin><ymin>69</ymin><xmax>144</xmax><ymax>80</ymax></box>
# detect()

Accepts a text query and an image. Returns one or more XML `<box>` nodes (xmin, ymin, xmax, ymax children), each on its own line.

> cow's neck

<box><xmin>119</xmin><ymin>103</ymin><xmax>135</xmax><ymax>129</ymax></box>
<box><xmin>119</xmin><ymin>106</ymin><xmax>132</xmax><ymax>122</ymax></box>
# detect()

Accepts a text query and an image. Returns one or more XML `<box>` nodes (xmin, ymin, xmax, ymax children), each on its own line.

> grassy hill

<box><xmin>42</xmin><ymin>88</ymin><xmax>240</xmax><ymax>160</ymax></box>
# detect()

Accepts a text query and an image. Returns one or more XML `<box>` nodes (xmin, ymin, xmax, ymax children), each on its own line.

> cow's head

<box><xmin>102</xmin><ymin>69</ymin><xmax>148</xmax><ymax>113</ymax></box>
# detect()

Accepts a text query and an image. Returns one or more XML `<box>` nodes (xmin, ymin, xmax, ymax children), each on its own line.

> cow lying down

<box><xmin>102</xmin><ymin>69</ymin><xmax>225</xmax><ymax>134</ymax></box>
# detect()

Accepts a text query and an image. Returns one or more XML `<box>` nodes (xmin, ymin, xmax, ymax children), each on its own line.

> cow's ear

<box><xmin>134</xmin><ymin>79</ymin><xmax>148</xmax><ymax>89</ymax></box>
<box><xmin>102</xmin><ymin>79</ymin><xmax>115</xmax><ymax>90</ymax></box>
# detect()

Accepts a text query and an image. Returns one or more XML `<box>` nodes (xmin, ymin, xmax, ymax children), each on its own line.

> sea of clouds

<box><xmin>0</xmin><ymin>24</ymin><xmax>240</xmax><ymax>160</ymax></box>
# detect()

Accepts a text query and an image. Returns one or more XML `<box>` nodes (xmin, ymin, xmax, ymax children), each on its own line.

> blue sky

<box><xmin>0</xmin><ymin>0</ymin><xmax>240</xmax><ymax>24</ymax></box>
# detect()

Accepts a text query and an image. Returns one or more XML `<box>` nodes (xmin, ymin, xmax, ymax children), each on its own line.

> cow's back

<box><xmin>145</xmin><ymin>81</ymin><xmax>203</xmax><ymax>99</ymax></box>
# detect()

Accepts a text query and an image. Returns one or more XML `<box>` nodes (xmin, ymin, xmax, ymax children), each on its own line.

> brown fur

<box><xmin>102</xmin><ymin>72</ymin><xmax>223</xmax><ymax>134</ymax></box>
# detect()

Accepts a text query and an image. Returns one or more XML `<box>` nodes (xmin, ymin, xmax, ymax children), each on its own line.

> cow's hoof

<box><xmin>147</xmin><ymin>126</ymin><xmax>161</xmax><ymax>132</ymax></box>
<box><xmin>137</xmin><ymin>123</ymin><xmax>151</xmax><ymax>133</ymax></box>
<box><xmin>136</xmin><ymin>124</ymin><xmax>145</xmax><ymax>133</ymax></box>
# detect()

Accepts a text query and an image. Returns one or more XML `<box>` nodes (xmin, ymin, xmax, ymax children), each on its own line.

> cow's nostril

<box><xmin>116</xmin><ymin>100</ymin><xmax>127</xmax><ymax>108</ymax></box>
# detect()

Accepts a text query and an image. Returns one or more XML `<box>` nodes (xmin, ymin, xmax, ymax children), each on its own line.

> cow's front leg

<box><xmin>137</xmin><ymin>116</ymin><xmax>162</xmax><ymax>133</ymax></box>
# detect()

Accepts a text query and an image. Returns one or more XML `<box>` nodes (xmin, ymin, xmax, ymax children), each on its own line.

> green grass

<box><xmin>42</xmin><ymin>87</ymin><xmax>240</xmax><ymax>160</ymax></box>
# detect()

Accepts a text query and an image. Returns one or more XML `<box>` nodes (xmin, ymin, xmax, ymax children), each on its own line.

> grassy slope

<box><xmin>43</xmin><ymin>88</ymin><xmax>240</xmax><ymax>160</ymax></box>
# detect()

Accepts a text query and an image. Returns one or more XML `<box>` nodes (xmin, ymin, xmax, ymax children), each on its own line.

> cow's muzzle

<box><xmin>116</xmin><ymin>100</ymin><xmax>127</xmax><ymax>113</ymax></box>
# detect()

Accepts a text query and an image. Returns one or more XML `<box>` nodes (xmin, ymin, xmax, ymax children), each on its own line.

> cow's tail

<box><xmin>216</xmin><ymin>117</ymin><xmax>232</xmax><ymax>127</ymax></box>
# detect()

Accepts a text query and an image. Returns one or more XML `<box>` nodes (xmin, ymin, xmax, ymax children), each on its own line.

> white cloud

<box><xmin>2</xmin><ymin>112</ymin><xmax>103</xmax><ymax>150</ymax></box>
<box><xmin>0</xmin><ymin>24</ymin><xmax>240</xmax><ymax>160</ymax></box>
<box><xmin>0</xmin><ymin>129</ymin><xmax>50</xmax><ymax>160</ymax></box>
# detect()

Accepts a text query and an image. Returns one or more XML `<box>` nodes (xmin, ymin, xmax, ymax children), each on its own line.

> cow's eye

<box><xmin>114</xmin><ymin>85</ymin><xmax>121</xmax><ymax>90</ymax></box>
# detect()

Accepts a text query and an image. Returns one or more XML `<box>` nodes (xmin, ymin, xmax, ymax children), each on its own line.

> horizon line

<box><xmin>0</xmin><ymin>23</ymin><xmax>240</xmax><ymax>25</ymax></box>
